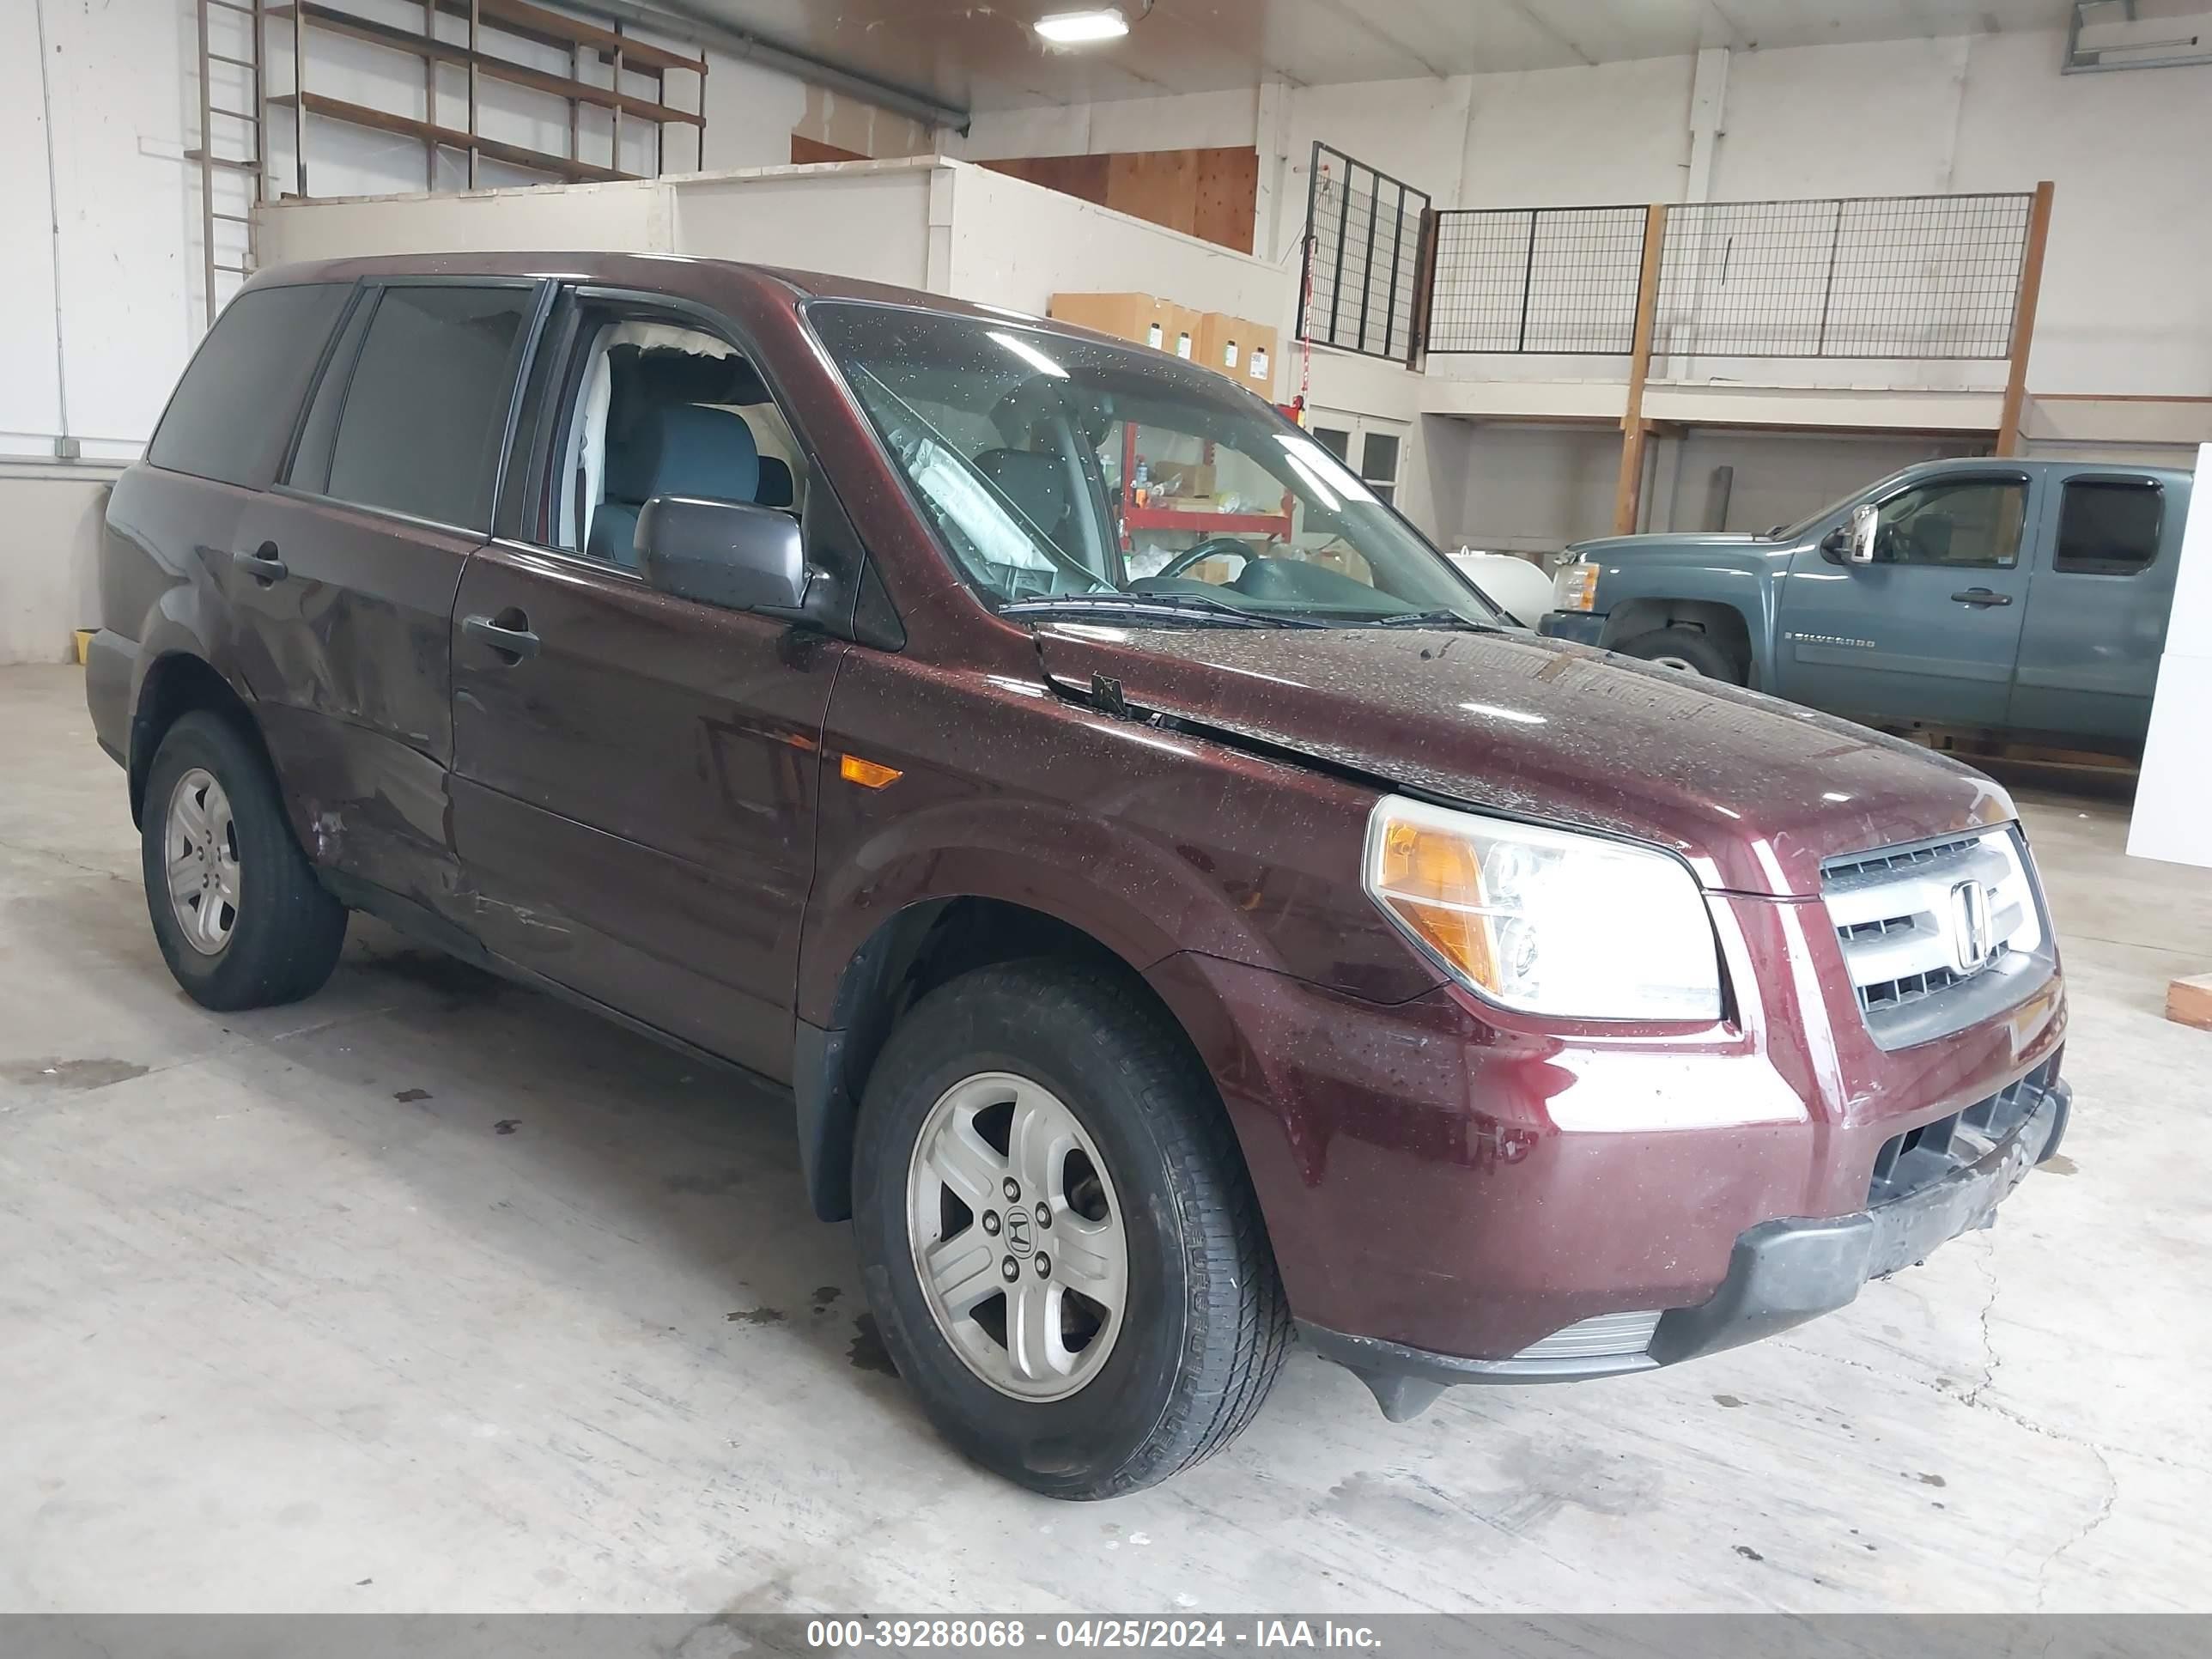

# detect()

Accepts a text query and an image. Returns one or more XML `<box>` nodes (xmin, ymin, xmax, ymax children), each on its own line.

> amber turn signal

<box><xmin>1553</xmin><ymin>562</ymin><xmax>1598</xmax><ymax>613</ymax></box>
<box><xmin>839</xmin><ymin>754</ymin><xmax>904</xmax><ymax>789</ymax></box>
<box><xmin>1375</xmin><ymin>817</ymin><xmax>1500</xmax><ymax>994</ymax></box>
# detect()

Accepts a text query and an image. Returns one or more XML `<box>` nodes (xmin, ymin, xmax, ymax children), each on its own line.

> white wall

<box><xmin>977</xmin><ymin>27</ymin><xmax>2210</xmax><ymax>552</ymax></box>
<box><xmin>940</xmin><ymin>165</ymin><xmax>1286</xmax><ymax>331</ymax></box>
<box><xmin>258</xmin><ymin>159</ymin><xmax>1295</xmax><ymax>355</ymax></box>
<box><xmin>0</xmin><ymin>0</ymin><xmax>934</xmax><ymax>661</ymax></box>
<box><xmin>979</xmin><ymin>28</ymin><xmax>2212</xmax><ymax>403</ymax></box>
<box><xmin>0</xmin><ymin>466</ymin><xmax>114</xmax><ymax>664</ymax></box>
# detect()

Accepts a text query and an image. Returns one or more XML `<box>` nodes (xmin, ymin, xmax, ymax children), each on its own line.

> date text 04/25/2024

<box><xmin>803</xmin><ymin>1620</ymin><xmax>1384</xmax><ymax>1650</ymax></box>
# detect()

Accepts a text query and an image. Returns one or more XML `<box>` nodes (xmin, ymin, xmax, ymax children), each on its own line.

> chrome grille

<box><xmin>1823</xmin><ymin>825</ymin><xmax>2051</xmax><ymax>1049</ymax></box>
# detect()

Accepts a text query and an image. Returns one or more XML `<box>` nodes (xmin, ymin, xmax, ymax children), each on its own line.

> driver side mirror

<box><xmin>1845</xmin><ymin>502</ymin><xmax>1879</xmax><ymax>565</ymax></box>
<box><xmin>637</xmin><ymin>496</ymin><xmax>816</xmax><ymax>618</ymax></box>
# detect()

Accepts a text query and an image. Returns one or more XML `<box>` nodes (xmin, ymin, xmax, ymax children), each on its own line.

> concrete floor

<box><xmin>2</xmin><ymin>662</ymin><xmax>2207</xmax><ymax>1613</ymax></box>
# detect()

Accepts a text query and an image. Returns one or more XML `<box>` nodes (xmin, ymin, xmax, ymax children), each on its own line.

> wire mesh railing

<box><xmin>1655</xmin><ymin>192</ymin><xmax>2033</xmax><ymax>359</ymax></box>
<box><xmin>1411</xmin><ymin>189</ymin><xmax>2035</xmax><ymax>360</ymax></box>
<box><xmin>1426</xmin><ymin>205</ymin><xmax>1650</xmax><ymax>353</ymax></box>
<box><xmin>1298</xmin><ymin>143</ymin><xmax>1432</xmax><ymax>365</ymax></box>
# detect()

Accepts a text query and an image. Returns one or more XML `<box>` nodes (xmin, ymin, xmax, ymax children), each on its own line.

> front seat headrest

<box><xmin>971</xmin><ymin>447</ymin><xmax>1070</xmax><ymax>544</ymax></box>
<box><xmin>606</xmin><ymin>404</ymin><xmax>760</xmax><ymax>507</ymax></box>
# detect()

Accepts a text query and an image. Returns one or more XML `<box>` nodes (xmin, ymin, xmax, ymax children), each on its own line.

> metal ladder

<box><xmin>187</xmin><ymin>0</ymin><xmax>269</xmax><ymax>324</ymax></box>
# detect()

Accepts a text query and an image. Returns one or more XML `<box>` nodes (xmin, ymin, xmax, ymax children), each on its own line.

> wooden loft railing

<box><xmin>268</xmin><ymin>0</ymin><xmax>706</xmax><ymax>197</ymax></box>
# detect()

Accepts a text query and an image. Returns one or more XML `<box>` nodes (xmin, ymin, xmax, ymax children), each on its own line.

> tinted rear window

<box><xmin>325</xmin><ymin>284</ymin><xmax>537</xmax><ymax>530</ymax></box>
<box><xmin>146</xmin><ymin>283</ymin><xmax>352</xmax><ymax>489</ymax></box>
<box><xmin>2054</xmin><ymin>479</ymin><xmax>2163</xmax><ymax>575</ymax></box>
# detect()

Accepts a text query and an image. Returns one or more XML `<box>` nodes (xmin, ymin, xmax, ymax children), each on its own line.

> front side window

<box><xmin>806</xmin><ymin>301</ymin><xmax>1501</xmax><ymax>629</ymax></box>
<box><xmin>325</xmin><ymin>284</ymin><xmax>536</xmax><ymax>530</ymax></box>
<box><xmin>1869</xmin><ymin>477</ymin><xmax>2027</xmax><ymax>569</ymax></box>
<box><xmin>2054</xmin><ymin>479</ymin><xmax>2162</xmax><ymax>575</ymax></box>
<box><xmin>547</xmin><ymin>312</ymin><xmax>807</xmax><ymax>568</ymax></box>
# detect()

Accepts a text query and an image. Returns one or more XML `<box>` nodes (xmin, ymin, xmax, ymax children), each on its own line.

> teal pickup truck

<box><xmin>1538</xmin><ymin>457</ymin><xmax>2191</xmax><ymax>757</ymax></box>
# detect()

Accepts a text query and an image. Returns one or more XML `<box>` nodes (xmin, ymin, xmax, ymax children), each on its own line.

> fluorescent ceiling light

<box><xmin>1035</xmin><ymin>9</ymin><xmax>1129</xmax><ymax>46</ymax></box>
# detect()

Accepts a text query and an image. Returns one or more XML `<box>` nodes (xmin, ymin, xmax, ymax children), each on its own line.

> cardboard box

<box><xmin>1196</xmin><ymin>313</ymin><xmax>1280</xmax><ymax>394</ymax></box>
<box><xmin>1048</xmin><ymin>291</ymin><xmax>1157</xmax><ymax>346</ymax></box>
<box><xmin>1048</xmin><ymin>293</ymin><xmax>1202</xmax><ymax>359</ymax></box>
<box><xmin>1160</xmin><ymin>304</ymin><xmax>1201</xmax><ymax>362</ymax></box>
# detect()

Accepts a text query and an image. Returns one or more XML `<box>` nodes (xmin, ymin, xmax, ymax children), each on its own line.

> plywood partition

<box><xmin>979</xmin><ymin>147</ymin><xmax>1259</xmax><ymax>253</ymax></box>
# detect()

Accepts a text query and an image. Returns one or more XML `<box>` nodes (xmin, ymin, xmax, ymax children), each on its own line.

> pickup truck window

<box><xmin>2054</xmin><ymin>479</ymin><xmax>2163</xmax><ymax>575</ymax></box>
<box><xmin>1869</xmin><ymin>477</ymin><xmax>2027</xmax><ymax>569</ymax></box>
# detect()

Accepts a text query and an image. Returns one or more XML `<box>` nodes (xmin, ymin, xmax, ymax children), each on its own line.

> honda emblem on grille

<box><xmin>1952</xmin><ymin>880</ymin><xmax>1997</xmax><ymax>973</ymax></box>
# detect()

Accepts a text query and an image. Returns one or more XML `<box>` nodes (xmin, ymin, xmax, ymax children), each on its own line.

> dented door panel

<box><xmin>225</xmin><ymin>489</ymin><xmax>479</xmax><ymax>912</ymax></box>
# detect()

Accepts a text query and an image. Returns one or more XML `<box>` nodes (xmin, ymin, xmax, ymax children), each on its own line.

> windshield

<box><xmin>1771</xmin><ymin>465</ymin><xmax>1918</xmax><ymax>540</ymax></box>
<box><xmin>806</xmin><ymin>301</ymin><xmax>1507</xmax><ymax>628</ymax></box>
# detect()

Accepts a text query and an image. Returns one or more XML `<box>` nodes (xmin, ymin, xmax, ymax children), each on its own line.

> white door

<box><xmin>1307</xmin><ymin>411</ymin><xmax>1408</xmax><ymax>508</ymax></box>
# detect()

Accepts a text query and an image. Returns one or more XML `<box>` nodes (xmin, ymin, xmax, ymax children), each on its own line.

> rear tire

<box><xmin>1616</xmin><ymin>623</ymin><xmax>1746</xmax><ymax>683</ymax></box>
<box><xmin>141</xmin><ymin>711</ymin><xmax>346</xmax><ymax>1011</ymax></box>
<box><xmin>851</xmin><ymin>959</ymin><xmax>1289</xmax><ymax>1498</ymax></box>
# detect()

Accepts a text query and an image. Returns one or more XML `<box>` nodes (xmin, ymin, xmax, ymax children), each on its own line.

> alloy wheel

<box><xmin>905</xmin><ymin>1071</ymin><xmax>1128</xmax><ymax>1401</ymax></box>
<box><xmin>164</xmin><ymin>767</ymin><xmax>240</xmax><ymax>955</ymax></box>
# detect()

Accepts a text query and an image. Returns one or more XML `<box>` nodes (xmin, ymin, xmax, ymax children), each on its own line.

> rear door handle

<box><xmin>463</xmin><ymin>611</ymin><xmax>540</xmax><ymax>662</ymax></box>
<box><xmin>1951</xmin><ymin>588</ymin><xmax>2012</xmax><ymax>607</ymax></box>
<box><xmin>232</xmin><ymin>543</ymin><xmax>289</xmax><ymax>585</ymax></box>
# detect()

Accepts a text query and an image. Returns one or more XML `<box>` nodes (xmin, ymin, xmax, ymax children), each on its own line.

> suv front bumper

<box><xmin>1303</xmin><ymin>1075</ymin><xmax>2070</xmax><ymax>1420</ymax></box>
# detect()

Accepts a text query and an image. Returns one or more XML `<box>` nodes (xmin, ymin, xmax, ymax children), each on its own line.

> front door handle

<box><xmin>1951</xmin><ymin>588</ymin><xmax>2012</xmax><ymax>607</ymax></box>
<box><xmin>232</xmin><ymin>543</ymin><xmax>289</xmax><ymax>585</ymax></box>
<box><xmin>463</xmin><ymin>611</ymin><xmax>540</xmax><ymax>663</ymax></box>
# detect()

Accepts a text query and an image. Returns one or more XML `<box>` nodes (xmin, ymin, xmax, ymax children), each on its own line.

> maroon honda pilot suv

<box><xmin>86</xmin><ymin>253</ymin><xmax>2069</xmax><ymax>1498</ymax></box>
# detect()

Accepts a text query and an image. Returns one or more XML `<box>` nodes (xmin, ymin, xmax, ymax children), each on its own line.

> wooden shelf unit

<box><xmin>270</xmin><ymin>91</ymin><xmax>634</xmax><ymax>184</ymax></box>
<box><xmin>270</xmin><ymin>0</ymin><xmax>706</xmax><ymax>195</ymax></box>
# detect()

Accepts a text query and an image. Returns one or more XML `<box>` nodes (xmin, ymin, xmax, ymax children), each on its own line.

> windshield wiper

<box><xmin>1361</xmin><ymin>610</ymin><xmax>1508</xmax><ymax>632</ymax></box>
<box><xmin>998</xmin><ymin>592</ymin><xmax>1325</xmax><ymax>629</ymax></box>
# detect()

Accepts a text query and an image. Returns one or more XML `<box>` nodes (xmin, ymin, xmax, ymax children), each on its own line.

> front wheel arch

<box><xmin>797</xmin><ymin>896</ymin><xmax>1245</xmax><ymax>1232</ymax></box>
<box><xmin>1602</xmin><ymin>598</ymin><xmax>1755</xmax><ymax>684</ymax></box>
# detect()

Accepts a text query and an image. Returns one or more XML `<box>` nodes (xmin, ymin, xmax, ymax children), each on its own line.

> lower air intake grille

<box><xmin>1512</xmin><ymin>1309</ymin><xmax>1662</xmax><ymax>1362</ymax></box>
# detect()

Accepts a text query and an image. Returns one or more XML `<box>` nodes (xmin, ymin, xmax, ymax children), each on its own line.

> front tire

<box><xmin>851</xmin><ymin>960</ymin><xmax>1288</xmax><ymax>1498</ymax></box>
<box><xmin>1616</xmin><ymin>623</ymin><xmax>1747</xmax><ymax>683</ymax></box>
<box><xmin>141</xmin><ymin>711</ymin><xmax>346</xmax><ymax>1011</ymax></box>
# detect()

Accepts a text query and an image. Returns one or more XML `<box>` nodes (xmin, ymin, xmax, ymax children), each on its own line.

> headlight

<box><xmin>1364</xmin><ymin>795</ymin><xmax>1722</xmax><ymax>1021</ymax></box>
<box><xmin>1553</xmin><ymin>561</ymin><xmax>1597</xmax><ymax>612</ymax></box>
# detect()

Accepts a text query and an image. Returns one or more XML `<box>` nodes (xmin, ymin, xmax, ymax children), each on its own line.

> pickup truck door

<box><xmin>2008</xmin><ymin>468</ymin><xmax>2184</xmax><ymax>749</ymax></box>
<box><xmin>1772</xmin><ymin>469</ymin><xmax>2035</xmax><ymax>729</ymax></box>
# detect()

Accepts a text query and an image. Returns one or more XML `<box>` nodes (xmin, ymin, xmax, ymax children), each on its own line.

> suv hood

<box><xmin>1035</xmin><ymin>624</ymin><xmax>2013</xmax><ymax>897</ymax></box>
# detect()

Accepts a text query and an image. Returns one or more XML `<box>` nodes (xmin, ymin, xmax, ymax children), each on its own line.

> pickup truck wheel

<box><xmin>1617</xmin><ymin>624</ymin><xmax>1746</xmax><ymax>684</ymax></box>
<box><xmin>141</xmin><ymin>711</ymin><xmax>347</xmax><ymax>1012</ymax></box>
<box><xmin>850</xmin><ymin>959</ymin><xmax>1289</xmax><ymax>1498</ymax></box>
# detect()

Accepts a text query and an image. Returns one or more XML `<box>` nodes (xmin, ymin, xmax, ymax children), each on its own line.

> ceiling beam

<box><xmin>1504</xmin><ymin>0</ymin><xmax>1598</xmax><ymax>66</ymax></box>
<box><xmin>1300</xmin><ymin>0</ymin><xmax>1455</xmax><ymax>79</ymax></box>
<box><xmin>592</xmin><ymin>0</ymin><xmax>975</xmax><ymax>134</ymax></box>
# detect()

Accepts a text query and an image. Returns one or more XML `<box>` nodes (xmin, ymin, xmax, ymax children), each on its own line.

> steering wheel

<box><xmin>1154</xmin><ymin>538</ymin><xmax>1259</xmax><ymax>582</ymax></box>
